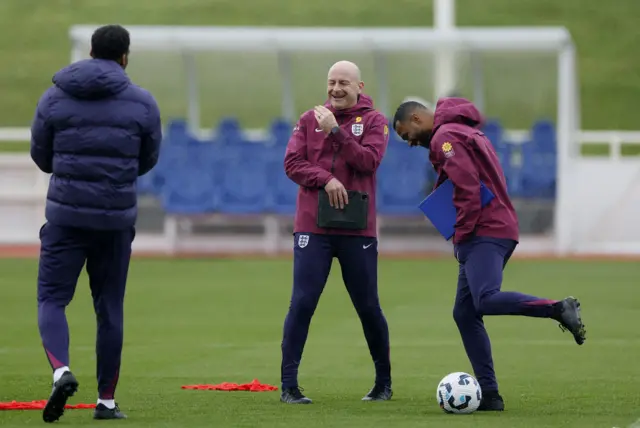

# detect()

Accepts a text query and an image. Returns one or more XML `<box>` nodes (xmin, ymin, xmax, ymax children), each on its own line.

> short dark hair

<box><xmin>91</xmin><ymin>25</ymin><xmax>130</xmax><ymax>61</ymax></box>
<box><xmin>392</xmin><ymin>101</ymin><xmax>428</xmax><ymax>130</ymax></box>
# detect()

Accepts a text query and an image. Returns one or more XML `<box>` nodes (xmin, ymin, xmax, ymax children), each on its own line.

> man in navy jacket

<box><xmin>30</xmin><ymin>24</ymin><xmax>161</xmax><ymax>423</ymax></box>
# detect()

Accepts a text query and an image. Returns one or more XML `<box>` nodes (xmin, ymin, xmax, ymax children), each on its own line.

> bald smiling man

<box><xmin>280</xmin><ymin>61</ymin><xmax>393</xmax><ymax>404</ymax></box>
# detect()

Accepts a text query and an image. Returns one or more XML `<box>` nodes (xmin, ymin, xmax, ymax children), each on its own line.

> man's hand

<box><xmin>324</xmin><ymin>177</ymin><xmax>349</xmax><ymax>209</ymax></box>
<box><xmin>314</xmin><ymin>106</ymin><xmax>339</xmax><ymax>134</ymax></box>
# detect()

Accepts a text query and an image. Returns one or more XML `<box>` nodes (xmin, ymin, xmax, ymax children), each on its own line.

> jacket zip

<box><xmin>330</xmin><ymin>116</ymin><xmax>344</xmax><ymax>174</ymax></box>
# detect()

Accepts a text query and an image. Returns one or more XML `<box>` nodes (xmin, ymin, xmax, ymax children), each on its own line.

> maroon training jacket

<box><xmin>284</xmin><ymin>94</ymin><xmax>389</xmax><ymax>237</ymax></box>
<box><xmin>428</xmin><ymin>97</ymin><xmax>519</xmax><ymax>244</ymax></box>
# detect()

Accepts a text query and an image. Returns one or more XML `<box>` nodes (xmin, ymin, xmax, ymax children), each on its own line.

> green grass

<box><xmin>0</xmin><ymin>142</ymin><xmax>33</xmax><ymax>152</ymax></box>
<box><xmin>0</xmin><ymin>0</ymin><xmax>639</xmax><ymax>131</ymax></box>
<box><xmin>1</xmin><ymin>257</ymin><xmax>639</xmax><ymax>427</ymax></box>
<box><xmin>581</xmin><ymin>143</ymin><xmax>640</xmax><ymax>157</ymax></box>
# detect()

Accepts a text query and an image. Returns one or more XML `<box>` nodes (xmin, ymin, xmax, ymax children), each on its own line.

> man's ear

<box><xmin>410</xmin><ymin>112</ymin><xmax>421</xmax><ymax>124</ymax></box>
<box><xmin>120</xmin><ymin>53</ymin><xmax>128</xmax><ymax>69</ymax></box>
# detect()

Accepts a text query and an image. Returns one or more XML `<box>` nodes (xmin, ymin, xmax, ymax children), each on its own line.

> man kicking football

<box><xmin>392</xmin><ymin>98</ymin><xmax>586</xmax><ymax>411</ymax></box>
<box><xmin>30</xmin><ymin>24</ymin><xmax>161</xmax><ymax>422</ymax></box>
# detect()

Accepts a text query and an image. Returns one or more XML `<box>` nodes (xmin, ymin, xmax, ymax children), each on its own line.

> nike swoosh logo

<box><xmin>363</xmin><ymin>243</ymin><xmax>373</xmax><ymax>249</ymax></box>
<box><xmin>315</xmin><ymin>128</ymin><xmax>323</xmax><ymax>132</ymax></box>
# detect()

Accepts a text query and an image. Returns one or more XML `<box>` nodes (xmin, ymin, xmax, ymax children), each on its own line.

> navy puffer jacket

<box><xmin>30</xmin><ymin>59</ymin><xmax>162</xmax><ymax>230</ymax></box>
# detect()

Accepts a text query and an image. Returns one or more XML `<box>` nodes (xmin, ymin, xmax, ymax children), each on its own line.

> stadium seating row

<box><xmin>138</xmin><ymin>118</ymin><xmax>557</xmax><ymax>215</ymax></box>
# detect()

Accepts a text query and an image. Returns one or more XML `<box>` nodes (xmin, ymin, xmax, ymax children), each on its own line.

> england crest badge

<box><xmin>351</xmin><ymin>123</ymin><xmax>364</xmax><ymax>136</ymax></box>
<box><xmin>297</xmin><ymin>234</ymin><xmax>309</xmax><ymax>248</ymax></box>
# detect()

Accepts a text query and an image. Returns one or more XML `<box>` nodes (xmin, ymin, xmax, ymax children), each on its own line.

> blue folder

<box><xmin>418</xmin><ymin>179</ymin><xmax>495</xmax><ymax>240</ymax></box>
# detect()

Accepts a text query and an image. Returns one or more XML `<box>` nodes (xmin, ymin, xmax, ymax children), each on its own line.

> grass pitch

<box><xmin>1</xmin><ymin>257</ymin><xmax>639</xmax><ymax>427</ymax></box>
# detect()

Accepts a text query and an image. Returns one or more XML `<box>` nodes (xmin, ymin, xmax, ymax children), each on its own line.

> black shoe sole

<box><xmin>93</xmin><ymin>411</ymin><xmax>128</xmax><ymax>419</ymax></box>
<box><xmin>280</xmin><ymin>398</ymin><xmax>312</xmax><ymax>404</ymax></box>
<box><xmin>42</xmin><ymin>378</ymin><xmax>79</xmax><ymax>423</ymax></box>
<box><xmin>477</xmin><ymin>400</ymin><xmax>505</xmax><ymax>411</ymax></box>
<box><xmin>362</xmin><ymin>392</ymin><xmax>393</xmax><ymax>401</ymax></box>
<box><xmin>560</xmin><ymin>297</ymin><xmax>586</xmax><ymax>345</ymax></box>
<box><xmin>477</xmin><ymin>407</ymin><xmax>504</xmax><ymax>412</ymax></box>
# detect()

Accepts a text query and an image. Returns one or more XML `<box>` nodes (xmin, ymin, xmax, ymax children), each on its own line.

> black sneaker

<box><xmin>553</xmin><ymin>297</ymin><xmax>586</xmax><ymax>345</ymax></box>
<box><xmin>93</xmin><ymin>403</ymin><xmax>127</xmax><ymax>419</ymax></box>
<box><xmin>362</xmin><ymin>384</ymin><xmax>393</xmax><ymax>401</ymax></box>
<box><xmin>477</xmin><ymin>390</ymin><xmax>504</xmax><ymax>411</ymax></box>
<box><xmin>280</xmin><ymin>386</ymin><xmax>312</xmax><ymax>404</ymax></box>
<box><xmin>42</xmin><ymin>371</ymin><xmax>79</xmax><ymax>423</ymax></box>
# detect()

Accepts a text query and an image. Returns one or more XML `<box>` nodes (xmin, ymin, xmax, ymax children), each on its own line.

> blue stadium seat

<box><xmin>153</xmin><ymin>119</ymin><xmax>204</xmax><ymax>196</ymax></box>
<box><xmin>500</xmin><ymin>143</ymin><xmax>522</xmax><ymax>196</ymax></box>
<box><xmin>160</xmin><ymin>143</ymin><xmax>217</xmax><ymax>213</ymax></box>
<box><xmin>531</xmin><ymin>119</ymin><xmax>557</xmax><ymax>153</ymax></box>
<box><xmin>425</xmin><ymin>164</ymin><xmax>438</xmax><ymax>190</ymax></box>
<box><xmin>482</xmin><ymin>120</ymin><xmax>511</xmax><ymax>166</ymax></box>
<box><xmin>517</xmin><ymin>120</ymin><xmax>557</xmax><ymax>199</ymax></box>
<box><xmin>136</xmin><ymin>171</ymin><xmax>158</xmax><ymax>196</ymax></box>
<box><xmin>166</xmin><ymin>118</ymin><xmax>187</xmax><ymax>133</ymax></box>
<box><xmin>388</xmin><ymin>121</ymin><xmax>405</xmax><ymax>146</ymax></box>
<box><xmin>519</xmin><ymin>142</ymin><xmax>556</xmax><ymax>199</ymax></box>
<box><xmin>266</xmin><ymin>145</ymin><xmax>298</xmax><ymax>214</ymax></box>
<box><xmin>377</xmin><ymin>143</ymin><xmax>429</xmax><ymax>215</ymax></box>
<box><xmin>482</xmin><ymin>120</ymin><xmax>503</xmax><ymax>147</ymax></box>
<box><xmin>482</xmin><ymin>120</ymin><xmax>520</xmax><ymax>196</ymax></box>
<box><xmin>268</xmin><ymin>118</ymin><xmax>292</xmax><ymax>146</ymax></box>
<box><xmin>214</xmin><ymin>142</ymin><xmax>270</xmax><ymax>214</ymax></box>
<box><xmin>165</xmin><ymin>119</ymin><xmax>192</xmax><ymax>145</ymax></box>
<box><xmin>215</xmin><ymin>117</ymin><xmax>244</xmax><ymax>145</ymax></box>
<box><xmin>141</xmin><ymin>144</ymin><xmax>170</xmax><ymax>197</ymax></box>
<box><xmin>152</xmin><ymin>129</ymin><xmax>201</xmax><ymax>195</ymax></box>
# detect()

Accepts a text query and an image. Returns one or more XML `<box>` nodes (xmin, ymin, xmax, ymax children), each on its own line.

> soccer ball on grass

<box><xmin>436</xmin><ymin>372</ymin><xmax>482</xmax><ymax>414</ymax></box>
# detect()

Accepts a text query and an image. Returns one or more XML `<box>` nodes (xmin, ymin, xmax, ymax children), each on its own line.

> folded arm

<box><xmin>329</xmin><ymin>114</ymin><xmax>389</xmax><ymax>174</ymax></box>
<box><xmin>284</xmin><ymin>119</ymin><xmax>333</xmax><ymax>188</ymax></box>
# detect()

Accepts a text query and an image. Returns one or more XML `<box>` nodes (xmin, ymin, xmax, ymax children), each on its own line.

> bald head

<box><xmin>328</xmin><ymin>60</ymin><xmax>361</xmax><ymax>81</ymax></box>
<box><xmin>326</xmin><ymin>60</ymin><xmax>364</xmax><ymax>110</ymax></box>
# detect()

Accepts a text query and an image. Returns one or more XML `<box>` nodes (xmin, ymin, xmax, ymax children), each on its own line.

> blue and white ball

<box><xmin>436</xmin><ymin>372</ymin><xmax>482</xmax><ymax>414</ymax></box>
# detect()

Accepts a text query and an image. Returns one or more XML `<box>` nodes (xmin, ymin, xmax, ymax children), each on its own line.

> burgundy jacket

<box><xmin>284</xmin><ymin>94</ymin><xmax>389</xmax><ymax>237</ymax></box>
<box><xmin>428</xmin><ymin>97</ymin><xmax>519</xmax><ymax>244</ymax></box>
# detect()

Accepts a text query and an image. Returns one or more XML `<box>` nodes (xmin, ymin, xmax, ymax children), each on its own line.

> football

<box><xmin>436</xmin><ymin>372</ymin><xmax>482</xmax><ymax>414</ymax></box>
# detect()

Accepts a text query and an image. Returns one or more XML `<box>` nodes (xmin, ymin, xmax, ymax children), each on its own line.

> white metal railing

<box><xmin>3</xmin><ymin>127</ymin><xmax>640</xmax><ymax>151</ymax></box>
<box><xmin>0</xmin><ymin>128</ymin><xmax>33</xmax><ymax>141</ymax></box>
<box><xmin>0</xmin><ymin>126</ymin><xmax>638</xmax><ymax>254</ymax></box>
